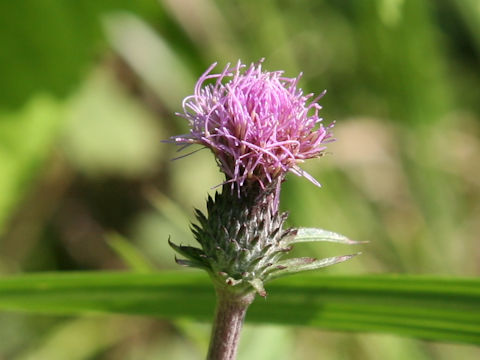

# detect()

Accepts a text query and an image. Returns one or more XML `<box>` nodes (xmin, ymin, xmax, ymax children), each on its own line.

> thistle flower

<box><xmin>170</xmin><ymin>59</ymin><xmax>334</xmax><ymax>191</ymax></box>
<box><xmin>168</xmin><ymin>59</ymin><xmax>359</xmax><ymax>296</ymax></box>
<box><xmin>167</xmin><ymin>60</ymin><xmax>362</xmax><ymax>360</ymax></box>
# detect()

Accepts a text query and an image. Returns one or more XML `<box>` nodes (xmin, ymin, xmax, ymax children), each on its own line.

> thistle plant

<box><xmin>167</xmin><ymin>59</ymin><xmax>362</xmax><ymax>360</ymax></box>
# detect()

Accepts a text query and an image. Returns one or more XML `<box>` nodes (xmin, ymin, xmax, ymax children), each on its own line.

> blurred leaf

<box><xmin>103</xmin><ymin>12</ymin><xmax>196</xmax><ymax>109</ymax></box>
<box><xmin>162</xmin><ymin>0</ymin><xmax>241</xmax><ymax>62</ymax></box>
<box><xmin>0</xmin><ymin>0</ymin><xmax>162</xmax><ymax>109</ymax></box>
<box><xmin>0</xmin><ymin>95</ymin><xmax>63</xmax><ymax>235</ymax></box>
<box><xmin>451</xmin><ymin>0</ymin><xmax>480</xmax><ymax>55</ymax></box>
<box><xmin>62</xmin><ymin>68</ymin><xmax>162</xmax><ymax>177</ymax></box>
<box><xmin>238</xmin><ymin>325</ymin><xmax>293</xmax><ymax>360</ymax></box>
<box><xmin>0</xmin><ymin>272</ymin><xmax>479</xmax><ymax>345</ymax></box>
<box><xmin>106</xmin><ymin>233</ymin><xmax>155</xmax><ymax>273</ymax></box>
<box><xmin>145</xmin><ymin>188</ymin><xmax>192</xmax><ymax>235</ymax></box>
<box><xmin>16</xmin><ymin>317</ymin><xmax>134</xmax><ymax>360</ymax></box>
<box><xmin>353</xmin><ymin>0</ymin><xmax>450</xmax><ymax>125</ymax></box>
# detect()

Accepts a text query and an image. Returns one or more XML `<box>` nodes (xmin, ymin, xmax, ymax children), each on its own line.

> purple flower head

<box><xmin>170</xmin><ymin>59</ymin><xmax>334</xmax><ymax>190</ymax></box>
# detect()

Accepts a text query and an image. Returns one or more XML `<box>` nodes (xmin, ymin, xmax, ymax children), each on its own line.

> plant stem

<box><xmin>207</xmin><ymin>290</ymin><xmax>255</xmax><ymax>360</ymax></box>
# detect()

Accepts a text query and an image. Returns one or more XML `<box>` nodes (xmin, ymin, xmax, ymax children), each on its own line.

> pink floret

<box><xmin>170</xmin><ymin>59</ymin><xmax>334</xmax><ymax>190</ymax></box>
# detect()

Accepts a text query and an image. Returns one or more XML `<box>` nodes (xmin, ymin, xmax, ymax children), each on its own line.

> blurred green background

<box><xmin>0</xmin><ymin>0</ymin><xmax>479</xmax><ymax>359</ymax></box>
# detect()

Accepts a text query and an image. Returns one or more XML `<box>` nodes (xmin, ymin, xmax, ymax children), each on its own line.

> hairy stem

<box><xmin>207</xmin><ymin>290</ymin><xmax>255</xmax><ymax>360</ymax></box>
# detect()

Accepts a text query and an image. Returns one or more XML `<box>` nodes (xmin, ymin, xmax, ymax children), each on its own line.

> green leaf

<box><xmin>0</xmin><ymin>272</ymin><xmax>479</xmax><ymax>345</ymax></box>
<box><xmin>285</xmin><ymin>228</ymin><xmax>367</xmax><ymax>245</ymax></box>
<box><xmin>264</xmin><ymin>254</ymin><xmax>360</xmax><ymax>281</ymax></box>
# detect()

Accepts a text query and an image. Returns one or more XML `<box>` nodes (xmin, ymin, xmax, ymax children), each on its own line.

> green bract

<box><xmin>169</xmin><ymin>182</ymin><xmax>362</xmax><ymax>296</ymax></box>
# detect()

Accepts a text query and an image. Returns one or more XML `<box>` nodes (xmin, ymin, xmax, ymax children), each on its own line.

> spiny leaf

<box><xmin>265</xmin><ymin>253</ymin><xmax>361</xmax><ymax>281</ymax></box>
<box><xmin>168</xmin><ymin>238</ymin><xmax>208</xmax><ymax>264</ymax></box>
<box><xmin>174</xmin><ymin>257</ymin><xmax>209</xmax><ymax>270</ymax></box>
<box><xmin>248</xmin><ymin>278</ymin><xmax>267</xmax><ymax>297</ymax></box>
<box><xmin>284</xmin><ymin>228</ymin><xmax>367</xmax><ymax>245</ymax></box>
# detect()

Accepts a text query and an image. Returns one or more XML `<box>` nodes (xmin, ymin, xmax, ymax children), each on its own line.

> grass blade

<box><xmin>0</xmin><ymin>271</ymin><xmax>478</xmax><ymax>345</ymax></box>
